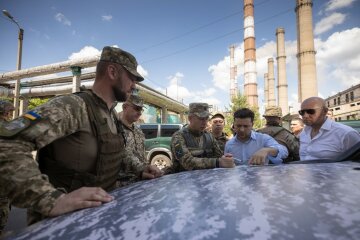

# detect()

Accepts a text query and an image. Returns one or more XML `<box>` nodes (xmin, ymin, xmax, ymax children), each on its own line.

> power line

<box><xmin>140</xmin><ymin>6</ymin><xmax>293</xmax><ymax>64</ymax></box>
<box><xmin>135</xmin><ymin>0</ymin><xmax>273</xmax><ymax>54</ymax></box>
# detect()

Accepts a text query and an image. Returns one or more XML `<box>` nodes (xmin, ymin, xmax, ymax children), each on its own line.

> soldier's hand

<box><xmin>142</xmin><ymin>165</ymin><xmax>163</xmax><ymax>179</ymax></box>
<box><xmin>219</xmin><ymin>153</ymin><xmax>235</xmax><ymax>168</ymax></box>
<box><xmin>249</xmin><ymin>148</ymin><xmax>269</xmax><ymax>165</ymax></box>
<box><xmin>49</xmin><ymin>187</ymin><xmax>113</xmax><ymax>217</ymax></box>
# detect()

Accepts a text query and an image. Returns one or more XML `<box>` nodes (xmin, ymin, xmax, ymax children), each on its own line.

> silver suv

<box><xmin>139</xmin><ymin>124</ymin><xmax>183</xmax><ymax>169</ymax></box>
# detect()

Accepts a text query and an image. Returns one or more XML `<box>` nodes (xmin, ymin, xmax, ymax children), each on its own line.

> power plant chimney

<box><xmin>267</xmin><ymin>58</ymin><xmax>276</xmax><ymax>106</ymax></box>
<box><xmin>295</xmin><ymin>0</ymin><xmax>318</xmax><ymax>102</ymax></box>
<box><xmin>264</xmin><ymin>73</ymin><xmax>269</xmax><ymax>107</ymax></box>
<box><xmin>243</xmin><ymin>0</ymin><xmax>258</xmax><ymax>107</ymax></box>
<box><xmin>276</xmin><ymin>27</ymin><xmax>288</xmax><ymax>116</ymax></box>
<box><xmin>229</xmin><ymin>44</ymin><xmax>237</xmax><ymax>100</ymax></box>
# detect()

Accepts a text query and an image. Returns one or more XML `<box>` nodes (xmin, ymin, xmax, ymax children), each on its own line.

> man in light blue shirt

<box><xmin>225</xmin><ymin>108</ymin><xmax>288</xmax><ymax>165</ymax></box>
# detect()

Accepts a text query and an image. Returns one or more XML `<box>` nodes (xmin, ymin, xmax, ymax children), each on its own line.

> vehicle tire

<box><xmin>151</xmin><ymin>154</ymin><xmax>172</xmax><ymax>170</ymax></box>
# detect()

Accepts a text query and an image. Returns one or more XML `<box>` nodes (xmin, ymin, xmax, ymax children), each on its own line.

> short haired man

<box><xmin>257</xmin><ymin>106</ymin><xmax>299</xmax><ymax>162</ymax></box>
<box><xmin>290</xmin><ymin>117</ymin><xmax>304</xmax><ymax>138</ymax></box>
<box><xmin>118</xmin><ymin>94</ymin><xmax>148</xmax><ymax>186</ymax></box>
<box><xmin>170</xmin><ymin>103</ymin><xmax>234</xmax><ymax>172</ymax></box>
<box><xmin>0</xmin><ymin>100</ymin><xmax>15</xmax><ymax>235</ymax></box>
<box><xmin>225</xmin><ymin>108</ymin><xmax>288</xmax><ymax>165</ymax></box>
<box><xmin>299</xmin><ymin>97</ymin><xmax>360</xmax><ymax>160</ymax></box>
<box><xmin>0</xmin><ymin>46</ymin><xmax>162</xmax><ymax>225</ymax></box>
<box><xmin>209</xmin><ymin>113</ymin><xmax>228</xmax><ymax>152</ymax></box>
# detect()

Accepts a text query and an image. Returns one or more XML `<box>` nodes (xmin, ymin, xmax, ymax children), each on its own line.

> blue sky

<box><xmin>1</xmin><ymin>0</ymin><xmax>359</xmax><ymax>113</ymax></box>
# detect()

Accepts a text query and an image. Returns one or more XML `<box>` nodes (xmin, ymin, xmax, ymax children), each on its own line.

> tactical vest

<box><xmin>257</xmin><ymin>126</ymin><xmax>299</xmax><ymax>162</ymax></box>
<box><xmin>38</xmin><ymin>91</ymin><xmax>125</xmax><ymax>192</ymax></box>
<box><xmin>181</xmin><ymin>128</ymin><xmax>214</xmax><ymax>158</ymax></box>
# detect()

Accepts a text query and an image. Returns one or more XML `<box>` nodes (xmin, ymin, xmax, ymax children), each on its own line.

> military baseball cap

<box><xmin>189</xmin><ymin>103</ymin><xmax>210</xmax><ymax>118</ymax></box>
<box><xmin>263</xmin><ymin>106</ymin><xmax>282</xmax><ymax>117</ymax></box>
<box><xmin>0</xmin><ymin>100</ymin><xmax>15</xmax><ymax>114</ymax></box>
<box><xmin>100</xmin><ymin>46</ymin><xmax>144</xmax><ymax>82</ymax></box>
<box><xmin>211</xmin><ymin>112</ymin><xmax>225</xmax><ymax>120</ymax></box>
<box><xmin>126</xmin><ymin>94</ymin><xmax>145</xmax><ymax>108</ymax></box>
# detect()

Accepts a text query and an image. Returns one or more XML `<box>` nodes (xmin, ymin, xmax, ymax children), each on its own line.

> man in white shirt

<box><xmin>299</xmin><ymin>97</ymin><xmax>360</xmax><ymax>160</ymax></box>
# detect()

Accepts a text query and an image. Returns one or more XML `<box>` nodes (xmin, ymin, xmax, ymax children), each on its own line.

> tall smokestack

<box><xmin>243</xmin><ymin>0</ymin><xmax>258</xmax><ymax>107</ymax></box>
<box><xmin>276</xmin><ymin>27</ymin><xmax>288</xmax><ymax>116</ymax></box>
<box><xmin>267</xmin><ymin>58</ymin><xmax>276</xmax><ymax>106</ymax></box>
<box><xmin>264</xmin><ymin>73</ymin><xmax>269</xmax><ymax>106</ymax></box>
<box><xmin>229</xmin><ymin>45</ymin><xmax>237</xmax><ymax>100</ymax></box>
<box><xmin>295</xmin><ymin>0</ymin><xmax>318</xmax><ymax>102</ymax></box>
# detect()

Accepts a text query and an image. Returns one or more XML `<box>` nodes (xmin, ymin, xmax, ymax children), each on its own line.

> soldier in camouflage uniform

<box><xmin>0</xmin><ymin>100</ymin><xmax>14</xmax><ymax>235</ymax></box>
<box><xmin>118</xmin><ymin>94</ymin><xmax>148</xmax><ymax>186</ymax></box>
<box><xmin>170</xmin><ymin>103</ymin><xmax>235</xmax><ymax>173</ymax></box>
<box><xmin>257</xmin><ymin>106</ymin><xmax>300</xmax><ymax>163</ymax></box>
<box><xmin>209</xmin><ymin>113</ymin><xmax>229</xmax><ymax>152</ymax></box>
<box><xmin>0</xmin><ymin>46</ymin><xmax>162</xmax><ymax>226</ymax></box>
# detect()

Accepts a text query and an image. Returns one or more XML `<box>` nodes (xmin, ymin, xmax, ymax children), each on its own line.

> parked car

<box><xmin>338</xmin><ymin>120</ymin><xmax>360</xmax><ymax>133</ymax></box>
<box><xmin>139</xmin><ymin>124</ymin><xmax>183</xmax><ymax>169</ymax></box>
<box><xmin>5</xmin><ymin>154</ymin><xmax>360</xmax><ymax>240</ymax></box>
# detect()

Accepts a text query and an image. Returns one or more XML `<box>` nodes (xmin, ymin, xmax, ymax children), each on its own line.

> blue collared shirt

<box><xmin>224</xmin><ymin>131</ymin><xmax>288</xmax><ymax>165</ymax></box>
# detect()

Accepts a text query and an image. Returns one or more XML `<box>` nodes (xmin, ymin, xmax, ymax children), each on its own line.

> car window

<box><xmin>160</xmin><ymin>125</ymin><xmax>181</xmax><ymax>137</ymax></box>
<box><xmin>140</xmin><ymin>124</ymin><xmax>158</xmax><ymax>139</ymax></box>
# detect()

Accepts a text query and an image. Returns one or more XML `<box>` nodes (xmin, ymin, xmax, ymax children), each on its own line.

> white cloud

<box><xmin>316</xmin><ymin>27</ymin><xmax>360</xmax><ymax>94</ymax></box>
<box><xmin>154</xmin><ymin>72</ymin><xmax>221</xmax><ymax>106</ymax></box>
<box><xmin>314</xmin><ymin>13</ymin><xmax>346</xmax><ymax>35</ymax></box>
<box><xmin>208</xmin><ymin>44</ymin><xmax>245</xmax><ymax>92</ymax></box>
<box><xmin>102</xmin><ymin>15</ymin><xmax>113</xmax><ymax>21</ymax></box>
<box><xmin>325</xmin><ymin>0</ymin><xmax>356</xmax><ymax>12</ymax></box>
<box><xmin>54</xmin><ymin>13</ymin><xmax>71</xmax><ymax>26</ymax></box>
<box><xmin>68</xmin><ymin>46</ymin><xmax>101</xmax><ymax>60</ymax></box>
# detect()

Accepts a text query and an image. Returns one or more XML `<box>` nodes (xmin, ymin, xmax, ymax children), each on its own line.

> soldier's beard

<box><xmin>113</xmin><ymin>86</ymin><xmax>128</xmax><ymax>102</ymax></box>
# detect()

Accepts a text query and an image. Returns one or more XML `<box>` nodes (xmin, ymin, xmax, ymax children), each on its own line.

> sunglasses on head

<box><xmin>298</xmin><ymin>107</ymin><xmax>322</xmax><ymax>116</ymax></box>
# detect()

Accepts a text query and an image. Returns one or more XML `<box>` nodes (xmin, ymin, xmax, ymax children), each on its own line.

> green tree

<box><xmin>28</xmin><ymin>97</ymin><xmax>50</xmax><ymax>110</ymax></box>
<box><xmin>224</xmin><ymin>93</ymin><xmax>263</xmax><ymax>135</ymax></box>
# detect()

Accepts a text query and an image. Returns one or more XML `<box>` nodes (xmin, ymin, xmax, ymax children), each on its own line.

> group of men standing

<box><xmin>1</xmin><ymin>45</ymin><xmax>360</xmax><ymax>235</ymax></box>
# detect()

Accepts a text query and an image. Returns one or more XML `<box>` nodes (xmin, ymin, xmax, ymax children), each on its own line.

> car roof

<box><xmin>8</xmin><ymin>161</ymin><xmax>360</xmax><ymax>240</ymax></box>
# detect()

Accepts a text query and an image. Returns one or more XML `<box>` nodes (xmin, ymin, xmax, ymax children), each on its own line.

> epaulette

<box><xmin>0</xmin><ymin>110</ymin><xmax>42</xmax><ymax>138</ymax></box>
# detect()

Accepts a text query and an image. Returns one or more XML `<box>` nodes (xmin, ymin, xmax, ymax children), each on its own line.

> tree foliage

<box><xmin>28</xmin><ymin>97</ymin><xmax>50</xmax><ymax>110</ymax></box>
<box><xmin>223</xmin><ymin>93</ymin><xmax>263</xmax><ymax>135</ymax></box>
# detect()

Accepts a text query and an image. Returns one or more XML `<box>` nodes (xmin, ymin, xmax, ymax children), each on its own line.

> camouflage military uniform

<box><xmin>171</xmin><ymin>126</ymin><xmax>223</xmax><ymax>172</ymax></box>
<box><xmin>213</xmin><ymin>132</ymin><xmax>228</xmax><ymax>153</ymax></box>
<box><xmin>117</xmin><ymin>123</ymin><xmax>147</xmax><ymax>186</ymax></box>
<box><xmin>0</xmin><ymin>91</ymin><xmax>145</xmax><ymax>224</ymax></box>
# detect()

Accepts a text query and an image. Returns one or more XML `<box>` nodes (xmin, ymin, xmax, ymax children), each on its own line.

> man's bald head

<box><xmin>301</xmin><ymin>97</ymin><xmax>327</xmax><ymax>110</ymax></box>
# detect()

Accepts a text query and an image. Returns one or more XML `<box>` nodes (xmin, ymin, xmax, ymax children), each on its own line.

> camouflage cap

<box><xmin>126</xmin><ymin>94</ymin><xmax>145</xmax><ymax>108</ymax></box>
<box><xmin>211</xmin><ymin>112</ymin><xmax>225</xmax><ymax>120</ymax></box>
<box><xmin>100</xmin><ymin>46</ymin><xmax>144</xmax><ymax>82</ymax></box>
<box><xmin>263</xmin><ymin>106</ymin><xmax>282</xmax><ymax>117</ymax></box>
<box><xmin>0</xmin><ymin>100</ymin><xmax>15</xmax><ymax>114</ymax></box>
<box><xmin>189</xmin><ymin>103</ymin><xmax>210</xmax><ymax>118</ymax></box>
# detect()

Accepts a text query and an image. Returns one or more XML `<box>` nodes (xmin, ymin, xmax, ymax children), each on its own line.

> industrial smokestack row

<box><xmin>264</xmin><ymin>73</ymin><xmax>269</xmax><ymax>106</ymax></box>
<box><xmin>295</xmin><ymin>0</ymin><xmax>318</xmax><ymax>102</ymax></box>
<box><xmin>267</xmin><ymin>58</ymin><xmax>276</xmax><ymax>106</ymax></box>
<box><xmin>276</xmin><ymin>27</ymin><xmax>289</xmax><ymax>116</ymax></box>
<box><xmin>243</xmin><ymin>0</ymin><xmax>258</xmax><ymax>107</ymax></box>
<box><xmin>229</xmin><ymin>45</ymin><xmax>237</xmax><ymax>100</ymax></box>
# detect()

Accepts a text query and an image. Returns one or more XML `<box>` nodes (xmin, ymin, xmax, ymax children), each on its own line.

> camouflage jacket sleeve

<box><xmin>170</xmin><ymin>131</ymin><xmax>220</xmax><ymax>171</ymax></box>
<box><xmin>118</xmin><ymin>148</ymin><xmax>146</xmax><ymax>177</ymax></box>
<box><xmin>0</xmin><ymin>94</ymin><xmax>89</xmax><ymax>215</ymax></box>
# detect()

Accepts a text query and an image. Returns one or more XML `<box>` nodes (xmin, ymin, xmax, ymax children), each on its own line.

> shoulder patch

<box><xmin>0</xmin><ymin>110</ymin><xmax>42</xmax><ymax>138</ymax></box>
<box><xmin>174</xmin><ymin>141</ymin><xmax>184</xmax><ymax>159</ymax></box>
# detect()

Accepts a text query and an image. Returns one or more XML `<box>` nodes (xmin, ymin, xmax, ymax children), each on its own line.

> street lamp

<box><xmin>3</xmin><ymin>9</ymin><xmax>24</xmax><ymax>118</ymax></box>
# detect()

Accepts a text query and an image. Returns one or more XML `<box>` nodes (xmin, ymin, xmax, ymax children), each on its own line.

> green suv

<box><xmin>139</xmin><ymin>124</ymin><xmax>183</xmax><ymax>169</ymax></box>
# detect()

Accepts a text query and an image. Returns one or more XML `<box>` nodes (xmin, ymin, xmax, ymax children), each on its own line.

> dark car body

<box><xmin>6</xmin><ymin>159</ymin><xmax>360</xmax><ymax>240</ymax></box>
<box><xmin>139</xmin><ymin>124</ymin><xmax>183</xmax><ymax>169</ymax></box>
<box><xmin>338</xmin><ymin>120</ymin><xmax>360</xmax><ymax>132</ymax></box>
